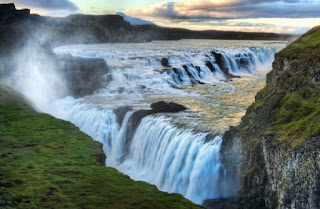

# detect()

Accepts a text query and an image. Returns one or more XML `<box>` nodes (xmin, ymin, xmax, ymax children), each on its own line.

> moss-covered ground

<box><xmin>0</xmin><ymin>86</ymin><xmax>203</xmax><ymax>209</ymax></box>
<box><xmin>280</xmin><ymin>25</ymin><xmax>320</xmax><ymax>59</ymax></box>
<box><xmin>266</xmin><ymin>88</ymin><xmax>320</xmax><ymax>150</ymax></box>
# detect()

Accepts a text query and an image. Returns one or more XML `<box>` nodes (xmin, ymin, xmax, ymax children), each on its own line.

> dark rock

<box><xmin>118</xmin><ymin>87</ymin><xmax>125</xmax><ymax>94</ymax></box>
<box><xmin>124</xmin><ymin>101</ymin><xmax>187</xmax><ymax>153</ymax></box>
<box><xmin>94</xmin><ymin>152</ymin><xmax>106</xmax><ymax>166</ymax></box>
<box><xmin>113</xmin><ymin>106</ymin><xmax>133</xmax><ymax>126</ymax></box>
<box><xmin>235</xmin><ymin>53</ymin><xmax>256</xmax><ymax>70</ymax></box>
<box><xmin>183</xmin><ymin>65</ymin><xmax>198</xmax><ymax>84</ymax></box>
<box><xmin>57</xmin><ymin>54</ymin><xmax>108</xmax><ymax>97</ymax></box>
<box><xmin>203</xmin><ymin>198</ymin><xmax>239</xmax><ymax>209</ymax></box>
<box><xmin>195</xmin><ymin>66</ymin><xmax>201</xmax><ymax>73</ymax></box>
<box><xmin>150</xmin><ymin>101</ymin><xmax>186</xmax><ymax>113</ymax></box>
<box><xmin>0</xmin><ymin>3</ymin><xmax>30</xmax><ymax>24</ymax></box>
<box><xmin>206</xmin><ymin>61</ymin><xmax>216</xmax><ymax>72</ymax></box>
<box><xmin>212</xmin><ymin>51</ymin><xmax>240</xmax><ymax>80</ymax></box>
<box><xmin>161</xmin><ymin>58</ymin><xmax>170</xmax><ymax>67</ymax></box>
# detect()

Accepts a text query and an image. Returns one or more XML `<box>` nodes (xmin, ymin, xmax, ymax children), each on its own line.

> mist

<box><xmin>10</xmin><ymin>41</ymin><xmax>68</xmax><ymax>113</ymax></box>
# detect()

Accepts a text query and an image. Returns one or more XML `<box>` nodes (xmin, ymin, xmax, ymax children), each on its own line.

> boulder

<box><xmin>161</xmin><ymin>58</ymin><xmax>170</xmax><ymax>67</ymax></box>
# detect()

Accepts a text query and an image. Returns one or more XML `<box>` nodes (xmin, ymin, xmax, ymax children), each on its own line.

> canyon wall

<box><xmin>215</xmin><ymin>26</ymin><xmax>320</xmax><ymax>209</ymax></box>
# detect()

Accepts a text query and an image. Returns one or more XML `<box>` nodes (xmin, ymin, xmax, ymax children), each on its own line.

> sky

<box><xmin>1</xmin><ymin>0</ymin><xmax>320</xmax><ymax>34</ymax></box>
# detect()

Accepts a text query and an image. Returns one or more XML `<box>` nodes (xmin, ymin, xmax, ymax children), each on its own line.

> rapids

<box><xmin>50</xmin><ymin>39</ymin><xmax>286</xmax><ymax>204</ymax></box>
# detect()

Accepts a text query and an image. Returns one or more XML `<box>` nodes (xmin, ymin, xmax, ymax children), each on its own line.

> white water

<box><xmin>50</xmin><ymin>40</ymin><xmax>286</xmax><ymax>204</ymax></box>
<box><xmin>51</xmin><ymin>98</ymin><xmax>228</xmax><ymax>204</ymax></box>
<box><xmin>113</xmin><ymin>116</ymin><xmax>227</xmax><ymax>204</ymax></box>
<box><xmin>55</xmin><ymin>40</ymin><xmax>280</xmax><ymax>95</ymax></box>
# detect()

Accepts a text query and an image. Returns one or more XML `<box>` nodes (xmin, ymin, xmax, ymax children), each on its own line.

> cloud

<box><xmin>123</xmin><ymin>0</ymin><xmax>320</xmax><ymax>33</ymax></box>
<box><xmin>0</xmin><ymin>0</ymin><xmax>78</xmax><ymax>16</ymax></box>
<box><xmin>125</xmin><ymin>0</ymin><xmax>320</xmax><ymax>20</ymax></box>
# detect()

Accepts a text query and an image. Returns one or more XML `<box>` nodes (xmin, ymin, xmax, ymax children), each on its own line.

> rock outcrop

<box><xmin>118</xmin><ymin>101</ymin><xmax>187</xmax><ymax>153</ymax></box>
<box><xmin>0</xmin><ymin>3</ymin><xmax>30</xmax><ymax>24</ymax></box>
<box><xmin>211</xmin><ymin>51</ymin><xmax>240</xmax><ymax>80</ymax></box>
<box><xmin>211</xmin><ymin>26</ymin><xmax>320</xmax><ymax>209</ymax></box>
<box><xmin>57</xmin><ymin>54</ymin><xmax>108</xmax><ymax>97</ymax></box>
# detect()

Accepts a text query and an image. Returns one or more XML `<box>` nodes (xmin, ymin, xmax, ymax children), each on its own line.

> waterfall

<box><xmin>54</xmin><ymin>43</ymin><xmax>280</xmax><ymax>94</ymax></box>
<box><xmin>111</xmin><ymin>116</ymin><xmax>228</xmax><ymax>204</ymax></box>
<box><xmin>49</xmin><ymin>40</ymin><xmax>286</xmax><ymax>205</ymax></box>
<box><xmin>50</xmin><ymin>99</ymin><xmax>229</xmax><ymax>204</ymax></box>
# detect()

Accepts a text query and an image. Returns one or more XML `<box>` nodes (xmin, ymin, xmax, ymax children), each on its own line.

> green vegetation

<box><xmin>0</xmin><ymin>86</ymin><xmax>202</xmax><ymax>209</ymax></box>
<box><xmin>239</xmin><ymin>26</ymin><xmax>320</xmax><ymax>151</ymax></box>
<box><xmin>280</xmin><ymin>26</ymin><xmax>320</xmax><ymax>59</ymax></box>
<box><xmin>266</xmin><ymin>89</ymin><xmax>320</xmax><ymax>150</ymax></box>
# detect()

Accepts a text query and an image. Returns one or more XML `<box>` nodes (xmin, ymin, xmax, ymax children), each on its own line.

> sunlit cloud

<box><xmin>1</xmin><ymin>0</ymin><xmax>320</xmax><ymax>33</ymax></box>
<box><xmin>124</xmin><ymin>0</ymin><xmax>320</xmax><ymax>33</ymax></box>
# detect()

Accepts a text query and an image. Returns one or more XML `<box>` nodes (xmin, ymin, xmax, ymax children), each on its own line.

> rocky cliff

<box><xmin>208</xmin><ymin>26</ymin><xmax>320</xmax><ymax>209</ymax></box>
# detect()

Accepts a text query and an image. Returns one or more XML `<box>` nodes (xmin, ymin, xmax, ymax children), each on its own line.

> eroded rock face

<box><xmin>212</xmin><ymin>26</ymin><xmax>320</xmax><ymax>209</ymax></box>
<box><xmin>261</xmin><ymin>137</ymin><xmax>320</xmax><ymax>209</ymax></box>
<box><xmin>57</xmin><ymin>54</ymin><xmax>108</xmax><ymax>97</ymax></box>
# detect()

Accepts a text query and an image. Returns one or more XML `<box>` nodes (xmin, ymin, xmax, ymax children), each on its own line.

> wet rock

<box><xmin>161</xmin><ymin>58</ymin><xmax>170</xmax><ymax>67</ymax></box>
<box><xmin>182</xmin><ymin>65</ymin><xmax>198</xmax><ymax>84</ymax></box>
<box><xmin>125</xmin><ymin>101</ymin><xmax>187</xmax><ymax>153</ymax></box>
<box><xmin>118</xmin><ymin>87</ymin><xmax>125</xmax><ymax>94</ymax></box>
<box><xmin>113</xmin><ymin>106</ymin><xmax>133</xmax><ymax>126</ymax></box>
<box><xmin>150</xmin><ymin>101</ymin><xmax>186</xmax><ymax>113</ymax></box>
<box><xmin>205</xmin><ymin>61</ymin><xmax>216</xmax><ymax>72</ymax></box>
<box><xmin>57</xmin><ymin>54</ymin><xmax>109</xmax><ymax>97</ymax></box>
<box><xmin>212</xmin><ymin>51</ymin><xmax>240</xmax><ymax>80</ymax></box>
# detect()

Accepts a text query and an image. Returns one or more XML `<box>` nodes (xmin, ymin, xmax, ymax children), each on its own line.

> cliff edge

<box><xmin>0</xmin><ymin>85</ymin><xmax>202</xmax><ymax>209</ymax></box>
<box><xmin>208</xmin><ymin>26</ymin><xmax>320</xmax><ymax>209</ymax></box>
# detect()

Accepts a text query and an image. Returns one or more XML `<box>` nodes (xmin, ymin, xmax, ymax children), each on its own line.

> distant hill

<box><xmin>116</xmin><ymin>12</ymin><xmax>155</xmax><ymax>26</ymax></box>
<box><xmin>0</xmin><ymin>2</ymin><xmax>297</xmax><ymax>52</ymax></box>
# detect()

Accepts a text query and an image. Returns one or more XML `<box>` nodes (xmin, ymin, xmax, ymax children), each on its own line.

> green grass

<box><xmin>280</xmin><ymin>26</ymin><xmax>320</xmax><ymax>59</ymax></box>
<box><xmin>0</xmin><ymin>86</ymin><xmax>203</xmax><ymax>209</ymax></box>
<box><xmin>266</xmin><ymin>89</ymin><xmax>320</xmax><ymax>150</ymax></box>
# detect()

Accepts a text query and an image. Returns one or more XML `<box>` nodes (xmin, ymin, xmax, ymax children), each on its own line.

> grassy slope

<box><xmin>242</xmin><ymin>26</ymin><xmax>320</xmax><ymax>151</ymax></box>
<box><xmin>0</xmin><ymin>85</ymin><xmax>203</xmax><ymax>209</ymax></box>
<box><xmin>281</xmin><ymin>25</ymin><xmax>320</xmax><ymax>59</ymax></box>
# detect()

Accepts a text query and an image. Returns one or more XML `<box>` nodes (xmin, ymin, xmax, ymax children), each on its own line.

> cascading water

<box><xmin>50</xmin><ymin>40</ymin><xmax>287</xmax><ymax>204</ymax></box>
<box><xmin>51</xmin><ymin>99</ymin><xmax>228</xmax><ymax>204</ymax></box>
<box><xmin>54</xmin><ymin>40</ymin><xmax>279</xmax><ymax>94</ymax></box>
<box><xmin>113</xmin><ymin>116</ymin><xmax>228</xmax><ymax>204</ymax></box>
